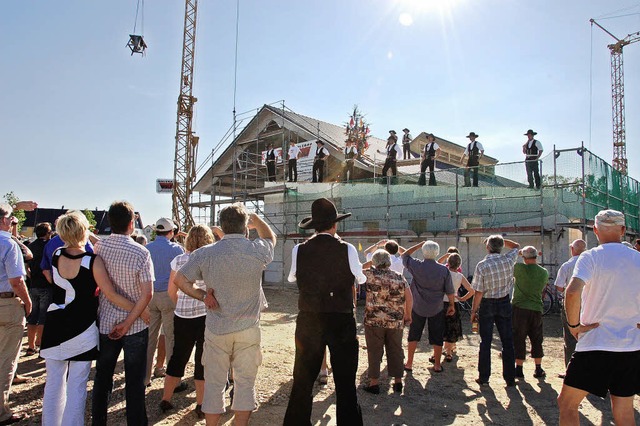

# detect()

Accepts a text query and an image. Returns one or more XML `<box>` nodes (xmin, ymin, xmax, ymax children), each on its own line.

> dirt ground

<box><xmin>9</xmin><ymin>286</ymin><xmax>640</xmax><ymax>425</ymax></box>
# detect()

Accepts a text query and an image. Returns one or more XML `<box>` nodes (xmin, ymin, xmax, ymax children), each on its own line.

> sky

<box><xmin>2</xmin><ymin>0</ymin><xmax>640</xmax><ymax>226</ymax></box>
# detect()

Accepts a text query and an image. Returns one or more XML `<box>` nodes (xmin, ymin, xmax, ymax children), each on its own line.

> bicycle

<box><xmin>542</xmin><ymin>284</ymin><xmax>555</xmax><ymax>316</ymax></box>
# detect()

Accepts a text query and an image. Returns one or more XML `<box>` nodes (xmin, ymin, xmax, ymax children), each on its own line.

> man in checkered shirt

<box><xmin>91</xmin><ymin>201</ymin><xmax>154</xmax><ymax>426</ymax></box>
<box><xmin>470</xmin><ymin>234</ymin><xmax>520</xmax><ymax>387</ymax></box>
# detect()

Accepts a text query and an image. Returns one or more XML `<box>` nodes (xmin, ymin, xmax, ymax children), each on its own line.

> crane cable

<box><xmin>132</xmin><ymin>0</ymin><xmax>145</xmax><ymax>35</ymax></box>
<box><xmin>589</xmin><ymin>20</ymin><xmax>593</xmax><ymax>151</ymax></box>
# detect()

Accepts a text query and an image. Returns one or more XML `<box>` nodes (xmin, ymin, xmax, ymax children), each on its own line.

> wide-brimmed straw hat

<box><xmin>298</xmin><ymin>198</ymin><xmax>351</xmax><ymax>230</ymax></box>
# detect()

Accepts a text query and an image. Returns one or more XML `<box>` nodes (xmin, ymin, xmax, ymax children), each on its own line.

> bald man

<box><xmin>554</xmin><ymin>239</ymin><xmax>586</xmax><ymax>369</ymax></box>
<box><xmin>557</xmin><ymin>210</ymin><xmax>640</xmax><ymax>425</ymax></box>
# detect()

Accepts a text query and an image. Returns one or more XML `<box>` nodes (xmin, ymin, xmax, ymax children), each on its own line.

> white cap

<box><xmin>154</xmin><ymin>217</ymin><xmax>177</xmax><ymax>232</ymax></box>
<box><xmin>595</xmin><ymin>209</ymin><xmax>625</xmax><ymax>227</ymax></box>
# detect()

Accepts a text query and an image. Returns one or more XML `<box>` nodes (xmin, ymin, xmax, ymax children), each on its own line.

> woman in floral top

<box><xmin>362</xmin><ymin>249</ymin><xmax>413</xmax><ymax>394</ymax></box>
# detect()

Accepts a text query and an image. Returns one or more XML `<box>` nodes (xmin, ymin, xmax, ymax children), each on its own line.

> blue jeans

<box><xmin>91</xmin><ymin>329</ymin><xmax>148</xmax><ymax>426</ymax></box>
<box><xmin>478</xmin><ymin>296</ymin><xmax>516</xmax><ymax>383</ymax></box>
<box><xmin>27</xmin><ymin>287</ymin><xmax>52</xmax><ymax>325</ymax></box>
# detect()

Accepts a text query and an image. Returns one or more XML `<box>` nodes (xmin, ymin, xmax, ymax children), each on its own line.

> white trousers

<box><xmin>42</xmin><ymin>359</ymin><xmax>91</xmax><ymax>426</ymax></box>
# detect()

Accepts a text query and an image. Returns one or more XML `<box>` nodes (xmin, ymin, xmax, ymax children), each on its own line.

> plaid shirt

<box><xmin>95</xmin><ymin>234</ymin><xmax>154</xmax><ymax>335</ymax></box>
<box><xmin>171</xmin><ymin>253</ymin><xmax>206</xmax><ymax>319</ymax></box>
<box><xmin>472</xmin><ymin>248</ymin><xmax>518</xmax><ymax>298</ymax></box>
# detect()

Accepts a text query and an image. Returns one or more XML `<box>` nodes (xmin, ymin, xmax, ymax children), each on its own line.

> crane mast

<box><xmin>591</xmin><ymin>19</ymin><xmax>640</xmax><ymax>176</ymax></box>
<box><xmin>172</xmin><ymin>0</ymin><xmax>199</xmax><ymax>229</ymax></box>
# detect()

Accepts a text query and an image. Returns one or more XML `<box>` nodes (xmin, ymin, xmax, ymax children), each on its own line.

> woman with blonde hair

<box><xmin>40</xmin><ymin>211</ymin><xmax>147</xmax><ymax>426</ymax></box>
<box><xmin>159</xmin><ymin>224</ymin><xmax>220</xmax><ymax>418</ymax></box>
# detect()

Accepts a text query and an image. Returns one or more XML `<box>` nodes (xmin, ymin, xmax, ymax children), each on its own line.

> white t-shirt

<box><xmin>444</xmin><ymin>270</ymin><xmax>464</xmax><ymax>301</ymax></box>
<box><xmin>288</xmin><ymin>145</ymin><xmax>300</xmax><ymax>159</ymax></box>
<box><xmin>572</xmin><ymin>243</ymin><xmax>640</xmax><ymax>352</ymax></box>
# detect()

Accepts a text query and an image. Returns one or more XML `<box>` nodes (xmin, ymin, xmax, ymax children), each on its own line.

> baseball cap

<box><xmin>595</xmin><ymin>209</ymin><xmax>625</xmax><ymax>227</ymax></box>
<box><xmin>154</xmin><ymin>217</ymin><xmax>177</xmax><ymax>232</ymax></box>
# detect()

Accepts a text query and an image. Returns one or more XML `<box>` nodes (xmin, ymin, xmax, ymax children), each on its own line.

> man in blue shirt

<box><xmin>144</xmin><ymin>218</ymin><xmax>184</xmax><ymax>386</ymax></box>
<box><xmin>0</xmin><ymin>203</ymin><xmax>32</xmax><ymax>425</ymax></box>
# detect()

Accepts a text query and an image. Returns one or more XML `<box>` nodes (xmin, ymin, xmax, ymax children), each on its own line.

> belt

<box><xmin>0</xmin><ymin>292</ymin><xmax>16</xmax><ymax>299</ymax></box>
<box><xmin>483</xmin><ymin>295</ymin><xmax>510</xmax><ymax>302</ymax></box>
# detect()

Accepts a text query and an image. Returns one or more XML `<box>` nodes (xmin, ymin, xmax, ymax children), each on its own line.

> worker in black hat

<box><xmin>265</xmin><ymin>143</ymin><xmax>277</xmax><ymax>182</ymax></box>
<box><xmin>522</xmin><ymin>130</ymin><xmax>543</xmax><ymax>189</ymax></box>
<box><xmin>343</xmin><ymin>139</ymin><xmax>358</xmax><ymax>182</ymax></box>
<box><xmin>378</xmin><ymin>131</ymin><xmax>400</xmax><ymax>183</ymax></box>
<box><xmin>284</xmin><ymin>198</ymin><xmax>366</xmax><ymax>426</ymax></box>
<box><xmin>418</xmin><ymin>133</ymin><xmax>440</xmax><ymax>186</ymax></box>
<box><xmin>461</xmin><ymin>132</ymin><xmax>484</xmax><ymax>187</ymax></box>
<box><xmin>402</xmin><ymin>128</ymin><xmax>413</xmax><ymax>160</ymax></box>
<box><xmin>312</xmin><ymin>140</ymin><xmax>330</xmax><ymax>183</ymax></box>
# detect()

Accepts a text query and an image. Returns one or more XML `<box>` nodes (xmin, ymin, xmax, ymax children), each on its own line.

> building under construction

<box><xmin>191</xmin><ymin>103</ymin><xmax>640</xmax><ymax>285</ymax></box>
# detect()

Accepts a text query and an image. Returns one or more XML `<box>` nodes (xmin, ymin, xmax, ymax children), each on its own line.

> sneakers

<box><xmin>533</xmin><ymin>368</ymin><xmax>546</xmax><ymax>378</ymax></box>
<box><xmin>153</xmin><ymin>367</ymin><xmax>166</xmax><ymax>378</ymax></box>
<box><xmin>159</xmin><ymin>400</ymin><xmax>174</xmax><ymax>413</ymax></box>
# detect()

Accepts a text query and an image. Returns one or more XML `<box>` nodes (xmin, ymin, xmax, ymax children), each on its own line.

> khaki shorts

<box><xmin>202</xmin><ymin>325</ymin><xmax>262</xmax><ymax>414</ymax></box>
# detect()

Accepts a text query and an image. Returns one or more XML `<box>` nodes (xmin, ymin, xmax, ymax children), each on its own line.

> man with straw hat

<box><xmin>284</xmin><ymin>198</ymin><xmax>366</xmax><ymax>426</ymax></box>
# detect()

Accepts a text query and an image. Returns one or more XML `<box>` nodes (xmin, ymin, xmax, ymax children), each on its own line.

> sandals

<box><xmin>445</xmin><ymin>354</ymin><xmax>453</xmax><ymax>362</ymax></box>
<box><xmin>25</xmin><ymin>348</ymin><xmax>37</xmax><ymax>356</ymax></box>
<box><xmin>433</xmin><ymin>366</ymin><xmax>444</xmax><ymax>373</ymax></box>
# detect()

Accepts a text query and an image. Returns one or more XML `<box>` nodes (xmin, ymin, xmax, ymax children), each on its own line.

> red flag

<box><xmin>349</xmin><ymin>117</ymin><xmax>355</xmax><ymax>127</ymax></box>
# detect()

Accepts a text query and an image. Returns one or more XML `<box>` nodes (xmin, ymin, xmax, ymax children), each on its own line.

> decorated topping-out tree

<box><xmin>344</xmin><ymin>105</ymin><xmax>370</xmax><ymax>158</ymax></box>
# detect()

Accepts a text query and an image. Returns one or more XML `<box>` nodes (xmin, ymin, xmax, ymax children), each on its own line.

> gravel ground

<box><xmin>9</xmin><ymin>286</ymin><xmax>640</xmax><ymax>425</ymax></box>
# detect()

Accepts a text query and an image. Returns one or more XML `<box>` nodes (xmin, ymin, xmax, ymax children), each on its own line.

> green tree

<box><xmin>82</xmin><ymin>209</ymin><xmax>97</xmax><ymax>232</ymax></box>
<box><xmin>3</xmin><ymin>192</ymin><xmax>26</xmax><ymax>230</ymax></box>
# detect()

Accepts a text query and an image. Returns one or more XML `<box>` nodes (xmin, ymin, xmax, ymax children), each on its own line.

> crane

<box><xmin>590</xmin><ymin>19</ymin><xmax>640</xmax><ymax>176</ymax></box>
<box><xmin>172</xmin><ymin>0</ymin><xmax>199</xmax><ymax>229</ymax></box>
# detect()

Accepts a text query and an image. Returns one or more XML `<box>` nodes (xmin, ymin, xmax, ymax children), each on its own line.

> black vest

<box><xmin>295</xmin><ymin>234</ymin><xmax>356</xmax><ymax>313</ymax></box>
<box><xmin>267</xmin><ymin>149</ymin><xmax>275</xmax><ymax>161</ymax></box>
<box><xmin>316</xmin><ymin>147</ymin><xmax>326</xmax><ymax>159</ymax></box>
<box><xmin>345</xmin><ymin>147</ymin><xmax>356</xmax><ymax>160</ymax></box>
<box><xmin>467</xmin><ymin>142</ymin><xmax>480</xmax><ymax>166</ymax></box>
<box><xmin>425</xmin><ymin>143</ymin><xmax>436</xmax><ymax>158</ymax></box>
<box><xmin>387</xmin><ymin>144</ymin><xmax>398</xmax><ymax>160</ymax></box>
<box><xmin>402</xmin><ymin>134</ymin><xmax>411</xmax><ymax>144</ymax></box>
<box><xmin>525</xmin><ymin>140</ymin><xmax>539</xmax><ymax>157</ymax></box>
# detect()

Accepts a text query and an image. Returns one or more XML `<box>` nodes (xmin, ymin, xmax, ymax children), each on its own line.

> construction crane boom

<box><xmin>172</xmin><ymin>0</ymin><xmax>199</xmax><ymax>229</ymax></box>
<box><xmin>590</xmin><ymin>19</ymin><xmax>640</xmax><ymax>176</ymax></box>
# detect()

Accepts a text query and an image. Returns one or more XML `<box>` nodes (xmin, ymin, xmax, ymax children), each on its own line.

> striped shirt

<box><xmin>171</xmin><ymin>253</ymin><xmax>206</xmax><ymax>319</ymax></box>
<box><xmin>471</xmin><ymin>248</ymin><xmax>518</xmax><ymax>299</ymax></box>
<box><xmin>95</xmin><ymin>234</ymin><xmax>155</xmax><ymax>335</ymax></box>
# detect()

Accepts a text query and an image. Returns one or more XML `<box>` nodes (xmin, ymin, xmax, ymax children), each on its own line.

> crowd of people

<box><xmin>0</xmin><ymin>198</ymin><xmax>639</xmax><ymax>425</ymax></box>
